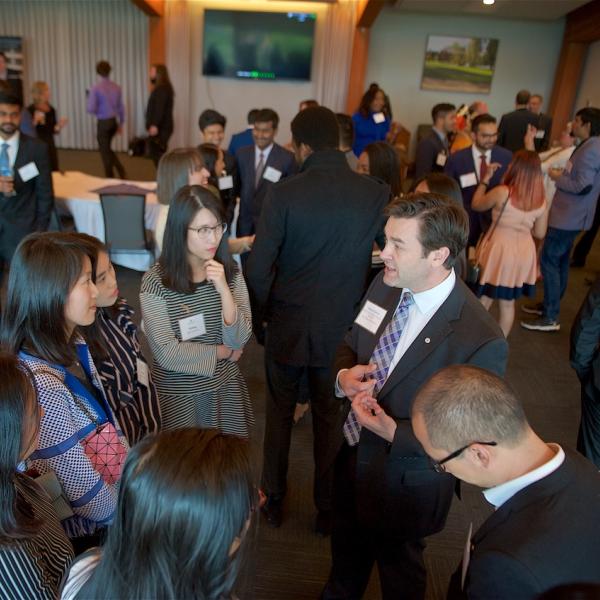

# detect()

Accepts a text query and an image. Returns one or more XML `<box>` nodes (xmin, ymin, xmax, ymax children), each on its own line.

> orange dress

<box><xmin>476</xmin><ymin>197</ymin><xmax>546</xmax><ymax>300</ymax></box>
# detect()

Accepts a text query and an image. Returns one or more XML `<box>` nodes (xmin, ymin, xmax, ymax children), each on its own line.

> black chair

<box><xmin>99</xmin><ymin>194</ymin><xmax>155</xmax><ymax>265</ymax></box>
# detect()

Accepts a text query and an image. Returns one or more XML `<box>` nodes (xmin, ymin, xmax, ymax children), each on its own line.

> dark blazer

<box><xmin>448</xmin><ymin>449</ymin><xmax>600</xmax><ymax>599</ymax></box>
<box><xmin>228</xmin><ymin>128</ymin><xmax>254</xmax><ymax>156</ymax></box>
<box><xmin>235</xmin><ymin>143</ymin><xmax>297</xmax><ymax>236</ymax></box>
<box><xmin>534</xmin><ymin>113</ymin><xmax>553</xmax><ymax>153</ymax></box>
<box><xmin>0</xmin><ymin>134</ymin><xmax>53</xmax><ymax>262</ymax></box>
<box><xmin>246</xmin><ymin>150</ymin><xmax>389</xmax><ymax>368</ymax></box>
<box><xmin>415</xmin><ymin>129</ymin><xmax>449</xmax><ymax>180</ymax></box>
<box><xmin>145</xmin><ymin>84</ymin><xmax>174</xmax><ymax>148</ymax></box>
<box><xmin>498</xmin><ymin>108</ymin><xmax>540</xmax><ymax>152</ymax></box>
<box><xmin>336</xmin><ymin>274</ymin><xmax>508</xmax><ymax>541</ymax></box>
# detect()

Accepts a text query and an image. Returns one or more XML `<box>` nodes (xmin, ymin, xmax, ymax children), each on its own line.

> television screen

<box><xmin>203</xmin><ymin>10</ymin><xmax>316</xmax><ymax>81</ymax></box>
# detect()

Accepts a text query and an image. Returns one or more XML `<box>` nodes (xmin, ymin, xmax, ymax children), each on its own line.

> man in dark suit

<box><xmin>0</xmin><ymin>89</ymin><xmax>53</xmax><ymax>280</ymax></box>
<box><xmin>497</xmin><ymin>89</ymin><xmax>540</xmax><ymax>152</ymax></box>
<box><xmin>528</xmin><ymin>93</ymin><xmax>553</xmax><ymax>152</ymax></box>
<box><xmin>227</xmin><ymin>108</ymin><xmax>259</xmax><ymax>156</ymax></box>
<box><xmin>235</xmin><ymin>108</ymin><xmax>296</xmax><ymax>238</ymax></box>
<box><xmin>445</xmin><ymin>114</ymin><xmax>512</xmax><ymax>247</ymax></box>
<box><xmin>246</xmin><ymin>106</ymin><xmax>389</xmax><ymax>534</ymax></box>
<box><xmin>321</xmin><ymin>194</ymin><xmax>507</xmax><ymax>600</ymax></box>
<box><xmin>414</xmin><ymin>102</ymin><xmax>456</xmax><ymax>180</ymax></box>
<box><xmin>412</xmin><ymin>365</ymin><xmax>600</xmax><ymax>599</ymax></box>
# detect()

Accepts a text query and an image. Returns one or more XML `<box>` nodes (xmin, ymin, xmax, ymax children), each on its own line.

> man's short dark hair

<box><xmin>431</xmin><ymin>103</ymin><xmax>455</xmax><ymax>123</ymax></box>
<box><xmin>412</xmin><ymin>365</ymin><xmax>529</xmax><ymax>451</ymax></box>
<box><xmin>198</xmin><ymin>109</ymin><xmax>226</xmax><ymax>132</ymax></box>
<box><xmin>385</xmin><ymin>193</ymin><xmax>468</xmax><ymax>269</ymax></box>
<box><xmin>576</xmin><ymin>107</ymin><xmax>600</xmax><ymax>137</ymax></box>
<box><xmin>0</xmin><ymin>88</ymin><xmax>22</xmax><ymax>108</ymax></box>
<box><xmin>255</xmin><ymin>108</ymin><xmax>279</xmax><ymax>129</ymax></box>
<box><xmin>96</xmin><ymin>60</ymin><xmax>111</xmax><ymax>77</ymax></box>
<box><xmin>471</xmin><ymin>113</ymin><xmax>497</xmax><ymax>133</ymax></box>
<box><xmin>516</xmin><ymin>89</ymin><xmax>531</xmax><ymax>105</ymax></box>
<box><xmin>335</xmin><ymin>113</ymin><xmax>354</xmax><ymax>149</ymax></box>
<box><xmin>291</xmin><ymin>106</ymin><xmax>339</xmax><ymax>152</ymax></box>
<box><xmin>247</xmin><ymin>109</ymin><xmax>259</xmax><ymax>125</ymax></box>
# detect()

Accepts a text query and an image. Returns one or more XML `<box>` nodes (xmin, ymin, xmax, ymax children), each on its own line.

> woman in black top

<box><xmin>145</xmin><ymin>64</ymin><xmax>174</xmax><ymax>167</ymax></box>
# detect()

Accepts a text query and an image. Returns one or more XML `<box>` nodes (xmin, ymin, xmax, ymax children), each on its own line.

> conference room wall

<box><xmin>576</xmin><ymin>40</ymin><xmax>600</xmax><ymax>111</ymax></box>
<box><xmin>366</xmin><ymin>9</ymin><xmax>565</xmax><ymax>157</ymax></box>
<box><xmin>0</xmin><ymin>0</ymin><xmax>148</xmax><ymax>152</ymax></box>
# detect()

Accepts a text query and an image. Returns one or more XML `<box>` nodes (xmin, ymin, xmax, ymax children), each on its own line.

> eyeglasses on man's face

<box><xmin>432</xmin><ymin>441</ymin><xmax>497</xmax><ymax>473</ymax></box>
<box><xmin>188</xmin><ymin>222</ymin><xmax>228</xmax><ymax>240</ymax></box>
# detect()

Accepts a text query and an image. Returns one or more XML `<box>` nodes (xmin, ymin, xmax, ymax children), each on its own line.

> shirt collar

<box><xmin>472</xmin><ymin>144</ymin><xmax>492</xmax><ymax>163</ymax></box>
<box><xmin>483</xmin><ymin>443</ymin><xmax>565</xmax><ymax>509</ymax></box>
<box><xmin>1</xmin><ymin>130</ymin><xmax>19</xmax><ymax>150</ymax></box>
<box><xmin>432</xmin><ymin>127</ymin><xmax>447</xmax><ymax>143</ymax></box>
<box><xmin>403</xmin><ymin>269</ymin><xmax>456</xmax><ymax>315</ymax></box>
<box><xmin>256</xmin><ymin>143</ymin><xmax>273</xmax><ymax>160</ymax></box>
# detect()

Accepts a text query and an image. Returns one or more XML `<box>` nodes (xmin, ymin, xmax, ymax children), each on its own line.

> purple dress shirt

<box><xmin>86</xmin><ymin>77</ymin><xmax>125</xmax><ymax>123</ymax></box>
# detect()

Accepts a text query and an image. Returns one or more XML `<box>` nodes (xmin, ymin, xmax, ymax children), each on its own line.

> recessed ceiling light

<box><xmin>483</xmin><ymin>0</ymin><xmax>495</xmax><ymax>5</ymax></box>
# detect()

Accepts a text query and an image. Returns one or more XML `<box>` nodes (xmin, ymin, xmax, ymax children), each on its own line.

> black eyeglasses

<box><xmin>432</xmin><ymin>441</ymin><xmax>497</xmax><ymax>473</ymax></box>
<box><xmin>188</xmin><ymin>222</ymin><xmax>227</xmax><ymax>240</ymax></box>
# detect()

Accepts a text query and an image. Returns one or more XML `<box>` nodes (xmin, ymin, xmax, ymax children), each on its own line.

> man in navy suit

<box><xmin>414</xmin><ymin>103</ymin><xmax>456</xmax><ymax>180</ymax></box>
<box><xmin>445</xmin><ymin>114</ymin><xmax>512</xmax><ymax>247</ymax></box>
<box><xmin>227</xmin><ymin>108</ymin><xmax>258</xmax><ymax>157</ymax></box>
<box><xmin>235</xmin><ymin>108</ymin><xmax>297</xmax><ymax>238</ymax></box>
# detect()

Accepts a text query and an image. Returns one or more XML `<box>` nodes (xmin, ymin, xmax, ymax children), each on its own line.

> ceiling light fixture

<box><xmin>483</xmin><ymin>0</ymin><xmax>495</xmax><ymax>5</ymax></box>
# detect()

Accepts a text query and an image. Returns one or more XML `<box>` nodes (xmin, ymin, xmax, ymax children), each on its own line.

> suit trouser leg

<box><xmin>577</xmin><ymin>381</ymin><xmax>600</xmax><ymax>469</ymax></box>
<box><xmin>377</xmin><ymin>538</ymin><xmax>427</xmax><ymax>600</ymax></box>
<box><xmin>97</xmin><ymin>118</ymin><xmax>125</xmax><ymax>179</ymax></box>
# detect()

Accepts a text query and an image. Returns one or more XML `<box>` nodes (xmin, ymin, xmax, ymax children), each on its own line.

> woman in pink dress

<box><xmin>472</xmin><ymin>150</ymin><xmax>549</xmax><ymax>337</ymax></box>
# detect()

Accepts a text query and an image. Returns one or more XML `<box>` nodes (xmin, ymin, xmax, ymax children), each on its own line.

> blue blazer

<box><xmin>228</xmin><ymin>128</ymin><xmax>254</xmax><ymax>157</ymax></box>
<box><xmin>351</xmin><ymin>111</ymin><xmax>390</xmax><ymax>157</ymax></box>
<box><xmin>235</xmin><ymin>143</ymin><xmax>297</xmax><ymax>236</ymax></box>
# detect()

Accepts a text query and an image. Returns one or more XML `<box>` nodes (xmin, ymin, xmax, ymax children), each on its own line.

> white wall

<box><xmin>576</xmin><ymin>40</ymin><xmax>600</xmax><ymax>110</ymax></box>
<box><xmin>366</xmin><ymin>9</ymin><xmax>565</xmax><ymax>155</ymax></box>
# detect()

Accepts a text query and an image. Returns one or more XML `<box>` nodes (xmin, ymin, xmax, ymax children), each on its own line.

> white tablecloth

<box><xmin>52</xmin><ymin>171</ymin><xmax>160</xmax><ymax>271</ymax></box>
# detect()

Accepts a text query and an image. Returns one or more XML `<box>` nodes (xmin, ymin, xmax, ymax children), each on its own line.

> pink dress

<box><xmin>476</xmin><ymin>196</ymin><xmax>546</xmax><ymax>300</ymax></box>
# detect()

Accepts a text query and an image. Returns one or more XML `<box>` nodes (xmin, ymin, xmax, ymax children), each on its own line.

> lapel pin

<box><xmin>425</xmin><ymin>337</ymin><xmax>431</xmax><ymax>344</ymax></box>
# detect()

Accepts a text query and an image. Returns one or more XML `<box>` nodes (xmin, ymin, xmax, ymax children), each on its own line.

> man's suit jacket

<box><xmin>235</xmin><ymin>143</ymin><xmax>296</xmax><ymax>236</ymax></box>
<box><xmin>550</xmin><ymin>136</ymin><xmax>600</xmax><ymax>231</ymax></box>
<box><xmin>0</xmin><ymin>134</ymin><xmax>53</xmax><ymax>262</ymax></box>
<box><xmin>228</xmin><ymin>128</ymin><xmax>254</xmax><ymax>157</ymax></box>
<box><xmin>448</xmin><ymin>449</ymin><xmax>600</xmax><ymax>599</ymax></box>
<box><xmin>534</xmin><ymin>113</ymin><xmax>553</xmax><ymax>152</ymax></box>
<box><xmin>246</xmin><ymin>150</ymin><xmax>389</xmax><ymax>368</ymax></box>
<box><xmin>414</xmin><ymin>129</ymin><xmax>448</xmax><ymax>180</ymax></box>
<box><xmin>497</xmin><ymin>108</ymin><xmax>540</xmax><ymax>152</ymax></box>
<box><xmin>336</xmin><ymin>274</ymin><xmax>508</xmax><ymax>541</ymax></box>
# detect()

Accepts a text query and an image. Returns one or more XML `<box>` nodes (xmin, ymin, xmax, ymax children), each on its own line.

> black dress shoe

<box><xmin>261</xmin><ymin>496</ymin><xmax>283</xmax><ymax>528</ymax></box>
<box><xmin>315</xmin><ymin>510</ymin><xmax>332</xmax><ymax>537</ymax></box>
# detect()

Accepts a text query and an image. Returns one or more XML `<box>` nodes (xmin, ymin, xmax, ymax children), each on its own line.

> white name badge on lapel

<box><xmin>535</xmin><ymin>129</ymin><xmax>546</xmax><ymax>139</ymax></box>
<box><xmin>136</xmin><ymin>358</ymin><xmax>149</xmax><ymax>388</ymax></box>
<box><xmin>372</xmin><ymin>112</ymin><xmax>386</xmax><ymax>124</ymax></box>
<box><xmin>436</xmin><ymin>152</ymin><xmax>447</xmax><ymax>167</ymax></box>
<box><xmin>18</xmin><ymin>162</ymin><xmax>40</xmax><ymax>182</ymax></box>
<box><xmin>263</xmin><ymin>166</ymin><xmax>282</xmax><ymax>183</ymax></box>
<box><xmin>355</xmin><ymin>300</ymin><xmax>388</xmax><ymax>334</ymax></box>
<box><xmin>179</xmin><ymin>313</ymin><xmax>207</xmax><ymax>341</ymax></box>
<box><xmin>459</xmin><ymin>172</ymin><xmax>478</xmax><ymax>188</ymax></box>
<box><xmin>218</xmin><ymin>175</ymin><xmax>233</xmax><ymax>190</ymax></box>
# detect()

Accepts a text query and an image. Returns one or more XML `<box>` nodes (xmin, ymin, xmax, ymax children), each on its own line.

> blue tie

<box><xmin>343</xmin><ymin>291</ymin><xmax>414</xmax><ymax>446</ymax></box>
<box><xmin>0</xmin><ymin>143</ymin><xmax>10</xmax><ymax>177</ymax></box>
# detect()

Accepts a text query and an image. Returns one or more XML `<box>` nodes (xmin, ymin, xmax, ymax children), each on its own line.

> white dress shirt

<box><xmin>0</xmin><ymin>131</ymin><xmax>20</xmax><ymax>169</ymax></box>
<box><xmin>483</xmin><ymin>443</ymin><xmax>565</xmax><ymax>508</ymax></box>
<box><xmin>255</xmin><ymin>143</ymin><xmax>273</xmax><ymax>169</ymax></box>
<box><xmin>471</xmin><ymin>145</ymin><xmax>491</xmax><ymax>182</ymax></box>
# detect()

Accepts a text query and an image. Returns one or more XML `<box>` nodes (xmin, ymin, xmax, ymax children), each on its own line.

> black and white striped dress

<box><xmin>140</xmin><ymin>263</ymin><xmax>254</xmax><ymax>438</ymax></box>
<box><xmin>0</xmin><ymin>476</ymin><xmax>74</xmax><ymax>600</ymax></box>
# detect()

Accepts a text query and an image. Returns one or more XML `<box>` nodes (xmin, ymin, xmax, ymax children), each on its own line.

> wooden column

<box><xmin>130</xmin><ymin>0</ymin><xmax>166</xmax><ymax>66</ymax></box>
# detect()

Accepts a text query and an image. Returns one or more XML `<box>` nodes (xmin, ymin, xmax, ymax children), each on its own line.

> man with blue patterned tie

<box><xmin>322</xmin><ymin>193</ymin><xmax>508</xmax><ymax>600</ymax></box>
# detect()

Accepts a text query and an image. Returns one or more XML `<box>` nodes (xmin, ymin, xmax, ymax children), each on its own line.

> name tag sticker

<box><xmin>18</xmin><ymin>162</ymin><xmax>39</xmax><ymax>182</ymax></box>
<box><xmin>218</xmin><ymin>175</ymin><xmax>233</xmax><ymax>190</ymax></box>
<box><xmin>179</xmin><ymin>313</ymin><xmax>207</xmax><ymax>341</ymax></box>
<box><xmin>373</xmin><ymin>112</ymin><xmax>386</xmax><ymax>124</ymax></box>
<box><xmin>263</xmin><ymin>166</ymin><xmax>282</xmax><ymax>183</ymax></box>
<box><xmin>136</xmin><ymin>358</ymin><xmax>149</xmax><ymax>388</ymax></box>
<box><xmin>355</xmin><ymin>300</ymin><xmax>388</xmax><ymax>334</ymax></box>
<box><xmin>436</xmin><ymin>152</ymin><xmax>447</xmax><ymax>167</ymax></box>
<box><xmin>460</xmin><ymin>172</ymin><xmax>478</xmax><ymax>188</ymax></box>
<box><xmin>535</xmin><ymin>129</ymin><xmax>545</xmax><ymax>139</ymax></box>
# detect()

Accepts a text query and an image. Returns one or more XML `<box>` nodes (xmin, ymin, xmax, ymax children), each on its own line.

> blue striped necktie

<box><xmin>0</xmin><ymin>143</ymin><xmax>10</xmax><ymax>177</ymax></box>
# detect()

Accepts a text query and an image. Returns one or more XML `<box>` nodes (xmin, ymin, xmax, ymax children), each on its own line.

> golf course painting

<box><xmin>421</xmin><ymin>35</ymin><xmax>499</xmax><ymax>94</ymax></box>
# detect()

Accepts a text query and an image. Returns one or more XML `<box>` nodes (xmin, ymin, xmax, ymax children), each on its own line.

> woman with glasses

<box><xmin>140</xmin><ymin>185</ymin><xmax>254</xmax><ymax>438</ymax></box>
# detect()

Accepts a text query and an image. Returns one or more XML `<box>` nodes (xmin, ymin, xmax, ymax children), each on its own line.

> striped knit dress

<box><xmin>0</xmin><ymin>476</ymin><xmax>74</xmax><ymax>600</ymax></box>
<box><xmin>140</xmin><ymin>263</ymin><xmax>254</xmax><ymax>438</ymax></box>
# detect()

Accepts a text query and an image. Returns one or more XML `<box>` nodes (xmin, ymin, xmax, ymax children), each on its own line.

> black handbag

<box><xmin>128</xmin><ymin>136</ymin><xmax>150</xmax><ymax>157</ymax></box>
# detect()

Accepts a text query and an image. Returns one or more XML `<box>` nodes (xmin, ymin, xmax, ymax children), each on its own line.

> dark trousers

<box><xmin>572</xmin><ymin>193</ymin><xmax>600</xmax><ymax>266</ymax></box>
<box><xmin>540</xmin><ymin>227</ymin><xmax>579</xmax><ymax>321</ymax></box>
<box><xmin>322</xmin><ymin>444</ymin><xmax>427</xmax><ymax>600</ymax></box>
<box><xmin>262</xmin><ymin>356</ymin><xmax>343</xmax><ymax>511</ymax></box>
<box><xmin>577</xmin><ymin>380</ymin><xmax>600</xmax><ymax>469</ymax></box>
<box><xmin>97</xmin><ymin>117</ymin><xmax>125</xmax><ymax>179</ymax></box>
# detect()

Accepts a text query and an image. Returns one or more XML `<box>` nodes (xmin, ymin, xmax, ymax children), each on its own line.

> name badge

<box><xmin>535</xmin><ymin>129</ymin><xmax>545</xmax><ymax>139</ymax></box>
<box><xmin>218</xmin><ymin>175</ymin><xmax>233</xmax><ymax>190</ymax></box>
<box><xmin>460</xmin><ymin>172</ymin><xmax>478</xmax><ymax>188</ymax></box>
<box><xmin>179</xmin><ymin>313</ymin><xmax>207</xmax><ymax>341</ymax></box>
<box><xmin>436</xmin><ymin>152</ymin><xmax>447</xmax><ymax>167</ymax></box>
<box><xmin>355</xmin><ymin>300</ymin><xmax>388</xmax><ymax>334</ymax></box>
<box><xmin>372</xmin><ymin>112</ymin><xmax>386</xmax><ymax>124</ymax></box>
<box><xmin>136</xmin><ymin>358</ymin><xmax>149</xmax><ymax>388</ymax></box>
<box><xmin>18</xmin><ymin>162</ymin><xmax>40</xmax><ymax>182</ymax></box>
<box><xmin>263</xmin><ymin>166</ymin><xmax>282</xmax><ymax>183</ymax></box>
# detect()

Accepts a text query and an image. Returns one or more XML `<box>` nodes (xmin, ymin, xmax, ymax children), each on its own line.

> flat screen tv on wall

<box><xmin>202</xmin><ymin>10</ymin><xmax>316</xmax><ymax>82</ymax></box>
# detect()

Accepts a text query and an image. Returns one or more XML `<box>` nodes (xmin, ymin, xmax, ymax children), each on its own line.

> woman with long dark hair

<box><xmin>351</xmin><ymin>84</ymin><xmax>391</xmax><ymax>157</ymax></box>
<box><xmin>61</xmin><ymin>428</ymin><xmax>257</xmax><ymax>599</ymax></box>
<box><xmin>145</xmin><ymin>63</ymin><xmax>175</xmax><ymax>166</ymax></box>
<box><xmin>357</xmin><ymin>141</ymin><xmax>402</xmax><ymax>199</ymax></box>
<box><xmin>140</xmin><ymin>185</ymin><xmax>254</xmax><ymax>437</ymax></box>
<box><xmin>0</xmin><ymin>352</ymin><xmax>74</xmax><ymax>598</ymax></box>
<box><xmin>1</xmin><ymin>233</ymin><xmax>128</xmax><ymax>551</ymax></box>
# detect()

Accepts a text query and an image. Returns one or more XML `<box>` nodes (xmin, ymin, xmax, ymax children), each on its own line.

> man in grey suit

<box><xmin>322</xmin><ymin>194</ymin><xmax>508</xmax><ymax>600</ymax></box>
<box><xmin>522</xmin><ymin>107</ymin><xmax>600</xmax><ymax>332</ymax></box>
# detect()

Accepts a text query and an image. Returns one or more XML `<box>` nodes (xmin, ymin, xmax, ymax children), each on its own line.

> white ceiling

<box><xmin>390</xmin><ymin>0</ymin><xmax>591</xmax><ymax>21</ymax></box>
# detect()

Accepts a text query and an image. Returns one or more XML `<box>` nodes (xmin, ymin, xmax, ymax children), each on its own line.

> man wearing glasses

<box><xmin>412</xmin><ymin>365</ymin><xmax>600</xmax><ymax>599</ymax></box>
<box><xmin>322</xmin><ymin>193</ymin><xmax>507</xmax><ymax>600</ymax></box>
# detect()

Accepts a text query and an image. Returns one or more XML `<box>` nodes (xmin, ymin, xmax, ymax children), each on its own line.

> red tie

<box><xmin>480</xmin><ymin>154</ymin><xmax>488</xmax><ymax>182</ymax></box>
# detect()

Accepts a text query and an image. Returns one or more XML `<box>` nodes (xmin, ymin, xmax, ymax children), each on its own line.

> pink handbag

<box><xmin>80</xmin><ymin>422</ymin><xmax>127</xmax><ymax>485</ymax></box>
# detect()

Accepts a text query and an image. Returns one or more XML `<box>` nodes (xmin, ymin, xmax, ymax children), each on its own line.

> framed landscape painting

<box><xmin>421</xmin><ymin>35</ymin><xmax>499</xmax><ymax>94</ymax></box>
